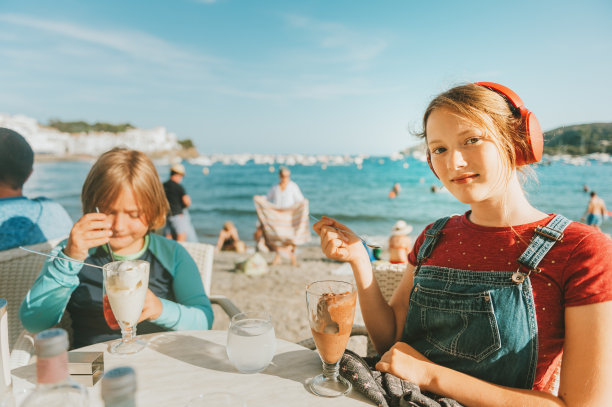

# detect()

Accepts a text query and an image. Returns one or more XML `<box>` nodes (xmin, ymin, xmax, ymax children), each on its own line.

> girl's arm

<box><xmin>313</xmin><ymin>217</ymin><xmax>412</xmax><ymax>354</ymax></box>
<box><xmin>150</xmin><ymin>245</ymin><xmax>214</xmax><ymax>331</ymax></box>
<box><xmin>376</xmin><ymin>301</ymin><xmax>612</xmax><ymax>407</ymax></box>
<box><xmin>19</xmin><ymin>243</ymin><xmax>82</xmax><ymax>333</ymax></box>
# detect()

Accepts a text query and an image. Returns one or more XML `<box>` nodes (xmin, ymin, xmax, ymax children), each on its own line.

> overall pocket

<box><xmin>410</xmin><ymin>284</ymin><xmax>501</xmax><ymax>362</ymax></box>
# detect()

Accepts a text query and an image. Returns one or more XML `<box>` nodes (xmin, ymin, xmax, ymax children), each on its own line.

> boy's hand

<box><xmin>64</xmin><ymin>213</ymin><xmax>112</xmax><ymax>261</ymax></box>
<box><xmin>139</xmin><ymin>289</ymin><xmax>163</xmax><ymax>322</ymax></box>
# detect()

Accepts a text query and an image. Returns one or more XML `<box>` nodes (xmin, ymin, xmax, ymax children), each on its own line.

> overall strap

<box><xmin>512</xmin><ymin>215</ymin><xmax>572</xmax><ymax>283</ymax></box>
<box><xmin>414</xmin><ymin>216</ymin><xmax>450</xmax><ymax>275</ymax></box>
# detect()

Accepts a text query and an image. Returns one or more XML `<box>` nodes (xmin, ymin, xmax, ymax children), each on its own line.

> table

<box><xmin>11</xmin><ymin>330</ymin><xmax>373</xmax><ymax>406</ymax></box>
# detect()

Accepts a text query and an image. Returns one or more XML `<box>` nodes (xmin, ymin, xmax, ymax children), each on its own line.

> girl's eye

<box><xmin>466</xmin><ymin>137</ymin><xmax>480</xmax><ymax>145</ymax></box>
<box><xmin>128</xmin><ymin>212</ymin><xmax>141</xmax><ymax>219</ymax></box>
<box><xmin>431</xmin><ymin>147</ymin><xmax>446</xmax><ymax>154</ymax></box>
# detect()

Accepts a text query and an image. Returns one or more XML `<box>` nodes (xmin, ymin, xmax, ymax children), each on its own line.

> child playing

<box><xmin>313</xmin><ymin>83</ymin><xmax>612</xmax><ymax>406</ymax></box>
<box><xmin>20</xmin><ymin>148</ymin><xmax>213</xmax><ymax>348</ymax></box>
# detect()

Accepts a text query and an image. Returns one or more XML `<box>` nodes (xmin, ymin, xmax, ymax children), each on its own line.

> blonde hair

<box><xmin>81</xmin><ymin>148</ymin><xmax>169</xmax><ymax>230</ymax></box>
<box><xmin>419</xmin><ymin>83</ymin><xmax>532</xmax><ymax>179</ymax></box>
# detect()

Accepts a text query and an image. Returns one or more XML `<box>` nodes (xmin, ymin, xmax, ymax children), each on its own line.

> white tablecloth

<box><xmin>11</xmin><ymin>330</ymin><xmax>373</xmax><ymax>406</ymax></box>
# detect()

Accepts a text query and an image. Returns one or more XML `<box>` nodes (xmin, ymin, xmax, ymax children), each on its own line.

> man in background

<box><xmin>581</xmin><ymin>191</ymin><xmax>607</xmax><ymax>231</ymax></box>
<box><xmin>163</xmin><ymin>163</ymin><xmax>197</xmax><ymax>242</ymax></box>
<box><xmin>0</xmin><ymin>127</ymin><xmax>72</xmax><ymax>250</ymax></box>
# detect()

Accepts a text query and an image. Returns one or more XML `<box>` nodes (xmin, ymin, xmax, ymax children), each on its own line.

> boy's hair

<box><xmin>418</xmin><ymin>83</ymin><xmax>527</xmax><ymax>172</ymax></box>
<box><xmin>81</xmin><ymin>148</ymin><xmax>169</xmax><ymax>230</ymax></box>
<box><xmin>0</xmin><ymin>128</ymin><xmax>34</xmax><ymax>190</ymax></box>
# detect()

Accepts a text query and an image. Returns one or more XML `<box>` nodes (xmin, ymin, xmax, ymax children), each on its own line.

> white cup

<box><xmin>226</xmin><ymin>311</ymin><xmax>276</xmax><ymax>374</ymax></box>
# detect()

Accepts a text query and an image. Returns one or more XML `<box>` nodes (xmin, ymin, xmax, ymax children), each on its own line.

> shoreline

<box><xmin>33</xmin><ymin>151</ymin><xmax>612</xmax><ymax>164</ymax></box>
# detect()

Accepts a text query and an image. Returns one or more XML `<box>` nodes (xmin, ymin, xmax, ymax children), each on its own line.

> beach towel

<box><xmin>253</xmin><ymin>195</ymin><xmax>311</xmax><ymax>247</ymax></box>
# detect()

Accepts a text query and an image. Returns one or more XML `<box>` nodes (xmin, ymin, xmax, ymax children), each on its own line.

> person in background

<box><xmin>266</xmin><ymin>166</ymin><xmax>304</xmax><ymax>265</ymax></box>
<box><xmin>389</xmin><ymin>182</ymin><xmax>402</xmax><ymax>199</ymax></box>
<box><xmin>0</xmin><ymin>127</ymin><xmax>72</xmax><ymax>250</ymax></box>
<box><xmin>216</xmin><ymin>220</ymin><xmax>246</xmax><ymax>253</ymax></box>
<box><xmin>266</xmin><ymin>166</ymin><xmax>304</xmax><ymax>208</ymax></box>
<box><xmin>387</xmin><ymin>220</ymin><xmax>413</xmax><ymax>264</ymax></box>
<box><xmin>163</xmin><ymin>164</ymin><xmax>197</xmax><ymax>242</ymax></box>
<box><xmin>581</xmin><ymin>191</ymin><xmax>607</xmax><ymax>231</ymax></box>
<box><xmin>314</xmin><ymin>82</ymin><xmax>612</xmax><ymax>405</ymax></box>
<box><xmin>20</xmin><ymin>148</ymin><xmax>213</xmax><ymax>348</ymax></box>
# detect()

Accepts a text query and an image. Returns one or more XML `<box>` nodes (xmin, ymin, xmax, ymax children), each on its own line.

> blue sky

<box><xmin>1</xmin><ymin>0</ymin><xmax>610</xmax><ymax>155</ymax></box>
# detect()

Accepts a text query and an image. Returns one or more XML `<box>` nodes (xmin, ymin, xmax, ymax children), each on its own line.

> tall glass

<box><xmin>226</xmin><ymin>311</ymin><xmax>276</xmax><ymax>374</ymax></box>
<box><xmin>306</xmin><ymin>280</ymin><xmax>357</xmax><ymax>397</ymax></box>
<box><xmin>102</xmin><ymin>260</ymin><xmax>149</xmax><ymax>355</ymax></box>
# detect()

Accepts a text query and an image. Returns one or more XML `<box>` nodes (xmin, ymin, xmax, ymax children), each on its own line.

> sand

<box><xmin>209</xmin><ymin>245</ymin><xmax>368</xmax><ymax>354</ymax></box>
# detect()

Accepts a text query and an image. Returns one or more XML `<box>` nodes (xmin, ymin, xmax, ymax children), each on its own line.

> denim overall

<box><xmin>401</xmin><ymin>215</ymin><xmax>571</xmax><ymax>389</ymax></box>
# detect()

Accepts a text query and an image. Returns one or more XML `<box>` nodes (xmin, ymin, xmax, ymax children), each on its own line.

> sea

<box><xmin>24</xmin><ymin>156</ymin><xmax>612</xmax><ymax>246</ymax></box>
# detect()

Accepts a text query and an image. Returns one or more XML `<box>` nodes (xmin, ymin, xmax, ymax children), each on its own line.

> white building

<box><xmin>0</xmin><ymin>113</ymin><xmax>181</xmax><ymax>156</ymax></box>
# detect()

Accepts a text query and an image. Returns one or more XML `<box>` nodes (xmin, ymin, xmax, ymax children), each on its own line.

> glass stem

<box><xmin>321</xmin><ymin>361</ymin><xmax>340</xmax><ymax>380</ymax></box>
<box><xmin>121</xmin><ymin>325</ymin><xmax>137</xmax><ymax>343</ymax></box>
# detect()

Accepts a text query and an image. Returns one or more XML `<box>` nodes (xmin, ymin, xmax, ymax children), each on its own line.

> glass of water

<box><xmin>226</xmin><ymin>311</ymin><xmax>276</xmax><ymax>374</ymax></box>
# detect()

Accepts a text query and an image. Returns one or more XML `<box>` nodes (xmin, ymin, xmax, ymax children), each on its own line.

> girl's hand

<box><xmin>64</xmin><ymin>213</ymin><xmax>112</xmax><ymax>261</ymax></box>
<box><xmin>139</xmin><ymin>289</ymin><xmax>163</xmax><ymax>322</ymax></box>
<box><xmin>312</xmin><ymin>216</ymin><xmax>368</xmax><ymax>265</ymax></box>
<box><xmin>376</xmin><ymin>342</ymin><xmax>434</xmax><ymax>388</ymax></box>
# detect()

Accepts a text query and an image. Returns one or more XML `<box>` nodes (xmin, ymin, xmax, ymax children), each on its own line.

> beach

<box><xmin>209</xmin><ymin>246</ymin><xmax>369</xmax><ymax>355</ymax></box>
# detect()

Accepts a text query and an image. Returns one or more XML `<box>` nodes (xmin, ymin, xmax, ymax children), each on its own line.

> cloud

<box><xmin>281</xmin><ymin>13</ymin><xmax>387</xmax><ymax>70</ymax></box>
<box><xmin>0</xmin><ymin>13</ymin><xmax>222</xmax><ymax>72</ymax></box>
<box><xmin>0</xmin><ymin>12</ymin><xmax>394</xmax><ymax>106</ymax></box>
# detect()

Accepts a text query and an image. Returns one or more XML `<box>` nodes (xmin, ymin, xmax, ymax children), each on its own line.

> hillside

<box><xmin>543</xmin><ymin>123</ymin><xmax>612</xmax><ymax>155</ymax></box>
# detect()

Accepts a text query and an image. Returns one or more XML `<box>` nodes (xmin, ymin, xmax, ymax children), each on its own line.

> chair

<box><xmin>0</xmin><ymin>238</ymin><xmax>67</xmax><ymax>351</ymax></box>
<box><xmin>179</xmin><ymin>242</ymin><xmax>241</xmax><ymax>318</ymax></box>
<box><xmin>4</xmin><ymin>239</ymin><xmax>240</xmax><ymax>368</ymax></box>
<box><xmin>298</xmin><ymin>262</ymin><xmax>406</xmax><ymax>356</ymax></box>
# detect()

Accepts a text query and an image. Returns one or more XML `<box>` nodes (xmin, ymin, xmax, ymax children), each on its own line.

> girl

<box><xmin>314</xmin><ymin>83</ymin><xmax>612</xmax><ymax>406</ymax></box>
<box><xmin>20</xmin><ymin>148</ymin><xmax>213</xmax><ymax>348</ymax></box>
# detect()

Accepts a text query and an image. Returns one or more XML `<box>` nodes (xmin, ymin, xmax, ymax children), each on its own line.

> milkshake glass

<box><xmin>306</xmin><ymin>280</ymin><xmax>356</xmax><ymax>397</ymax></box>
<box><xmin>103</xmin><ymin>260</ymin><xmax>150</xmax><ymax>355</ymax></box>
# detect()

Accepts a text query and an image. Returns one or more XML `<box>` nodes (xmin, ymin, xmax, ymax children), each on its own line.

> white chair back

<box><xmin>179</xmin><ymin>242</ymin><xmax>214</xmax><ymax>294</ymax></box>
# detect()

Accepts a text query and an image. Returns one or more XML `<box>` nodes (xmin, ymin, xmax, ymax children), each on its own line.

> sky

<box><xmin>1</xmin><ymin>0</ymin><xmax>611</xmax><ymax>155</ymax></box>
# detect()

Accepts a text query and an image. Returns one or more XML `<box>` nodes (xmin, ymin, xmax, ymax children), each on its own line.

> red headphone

<box><xmin>426</xmin><ymin>82</ymin><xmax>543</xmax><ymax>178</ymax></box>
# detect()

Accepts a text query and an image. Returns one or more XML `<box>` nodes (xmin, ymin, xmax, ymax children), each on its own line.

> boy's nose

<box><xmin>110</xmin><ymin>214</ymin><xmax>126</xmax><ymax>233</ymax></box>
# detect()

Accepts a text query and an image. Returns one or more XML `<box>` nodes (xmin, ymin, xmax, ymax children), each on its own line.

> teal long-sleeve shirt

<box><xmin>20</xmin><ymin>234</ymin><xmax>213</xmax><ymax>347</ymax></box>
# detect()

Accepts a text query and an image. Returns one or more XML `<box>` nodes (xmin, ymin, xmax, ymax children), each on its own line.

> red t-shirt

<box><xmin>407</xmin><ymin>212</ymin><xmax>612</xmax><ymax>391</ymax></box>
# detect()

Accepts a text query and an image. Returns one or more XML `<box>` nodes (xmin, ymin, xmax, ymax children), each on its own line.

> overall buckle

<box><xmin>512</xmin><ymin>265</ymin><xmax>541</xmax><ymax>284</ymax></box>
